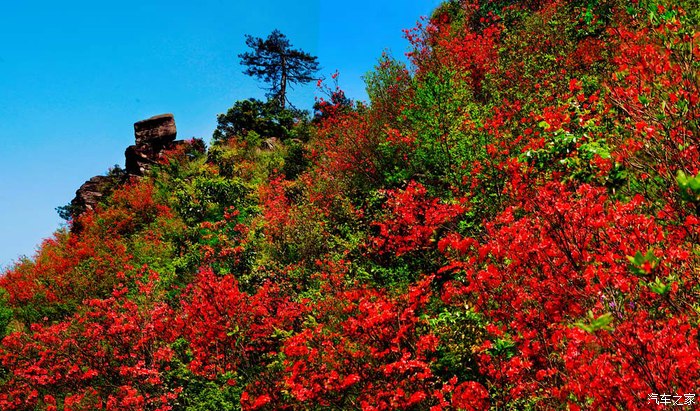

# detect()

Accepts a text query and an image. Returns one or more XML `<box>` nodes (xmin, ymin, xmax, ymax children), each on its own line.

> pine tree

<box><xmin>239</xmin><ymin>30</ymin><xmax>320</xmax><ymax>109</ymax></box>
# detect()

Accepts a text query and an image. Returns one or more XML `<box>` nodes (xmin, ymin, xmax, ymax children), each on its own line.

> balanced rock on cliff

<box><xmin>134</xmin><ymin>113</ymin><xmax>177</xmax><ymax>147</ymax></box>
<box><xmin>69</xmin><ymin>113</ymin><xmax>179</xmax><ymax>222</ymax></box>
<box><xmin>125</xmin><ymin>113</ymin><xmax>178</xmax><ymax>176</ymax></box>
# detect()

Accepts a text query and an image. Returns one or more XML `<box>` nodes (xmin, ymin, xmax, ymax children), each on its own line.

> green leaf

<box><xmin>574</xmin><ymin>311</ymin><xmax>614</xmax><ymax>333</ymax></box>
<box><xmin>648</xmin><ymin>277</ymin><xmax>672</xmax><ymax>295</ymax></box>
<box><xmin>676</xmin><ymin>170</ymin><xmax>700</xmax><ymax>203</ymax></box>
<box><xmin>627</xmin><ymin>249</ymin><xmax>659</xmax><ymax>276</ymax></box>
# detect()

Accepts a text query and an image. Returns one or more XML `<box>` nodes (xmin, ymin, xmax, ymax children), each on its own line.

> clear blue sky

<box><xmin>0</xmin><ymin>0</ymin><xmax>442</xmax><ymax>268</ymax></box>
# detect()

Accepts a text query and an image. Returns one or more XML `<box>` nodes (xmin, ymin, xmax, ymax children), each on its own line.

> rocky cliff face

<box><xmin>70</xmin><ymin>113</ymin><xmax>180</xmax><ymax>220</ymax></box>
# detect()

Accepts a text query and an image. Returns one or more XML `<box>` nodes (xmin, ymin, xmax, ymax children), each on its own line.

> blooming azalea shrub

<box><xmin>439</xmin><ymin>182</ymin><xmax>700</xmax><ymax>409</ymax></box>
<box><xmin>177</xmin><ymin>268</ymin><xmax>301</xmax><ymax>380</ymax></box>
<box><xmin>370</xmin><ymin>181</ymin><xmax>465</xmax><ymax>258</ymax></box>
<box><xmin>0</xmin><ymin>271</ymin><xmax>178</xmax><ymax>410</ymax></box>
<box><xmin>276</xmin><ymin>273</ymin><xmax>440</xmax><ymax>410</ymax></box>
<box><xmin>241</xmin><ymin>264</ymin><xmax>485</xmax><ymax>411</ymax></box>
<box><xmin>607</xmin><ymin>2</ymin><xmax>700</xmax><ymax>188</ymax></box>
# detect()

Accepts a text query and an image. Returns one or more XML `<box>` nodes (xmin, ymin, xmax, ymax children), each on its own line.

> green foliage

<box><xmin>0</xmin><ymin>289</ymin><xmax>14</xmax><ymax>339</ymax></box>
<box><xmin>282</xmin><ymin>140</ymin><xmax>309</xmax><ymax>180</ymax></box>
<box><xmin>569</xmin><ymin>0</ymin><xmax>616</xmax><ymax>38</ymax></box>
<box><xmin>429</xmin><ymin>306</ymin><xmax>487</xmax><ymax>382</ymax></box>
<box><xmin>207</xmin><ymin>144</ymin><xmax>241</xmax><ymax>178</ymax></box>
<box><xmin>627</xmin><ymin>249</ymin><xmax>660</xmax><ymax>276</ymax></box>
<box><xmin>213</xmin><ymin>99</ymin><xmax>309</xmax><ymax>144</ymax></box>
<box><xmin>356</xmin><ymin>262</ymin><xmax>415</xmax><ymax>289</ymax></box>
<box><xmin>166</xmin><ymin>169</ymin><xmax>250</xmax><ymax>225</ymax></box>
<box><xmin>164</xmin><ymin>339</ymin><xmax>243</xmax><ymax>411</ymax></box>
<box><xmin>574</xmin><ymin>311</ymin><xmax>614</xmax><ymax>333</ymax></box>
<box><xmin>646</xmin><ymin>276</ymin><xmax>673</xmax><ymax>296</ymax></box>
<box><xmin>676</xmin><ymin>170</ymin><xmax>700</xmax><ymax>206</ymax></box>
<box><xmin>269</xmin><ymin>205</ymin><xmax>329</xmax><ymax>265</ymax></box>
<box><xmin>404</xmin><ymin>71</ymin><xmax>473</xmax><ymax>184</ymax></box>
<box><xmin>364</xmin><ymin>53</ymin><xmax>411</xmax><ymax>111</ymax></box>
<box><xmin>55</xmin><ymin>204</ymin><xmax>76</xmax><ymax>221</ymax></box>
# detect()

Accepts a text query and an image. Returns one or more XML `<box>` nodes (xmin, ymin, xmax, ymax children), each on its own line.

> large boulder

<box><xmin>134</xmin><ymin>113</ymin><xmax>177</xmax><ymax>147</ymax></box>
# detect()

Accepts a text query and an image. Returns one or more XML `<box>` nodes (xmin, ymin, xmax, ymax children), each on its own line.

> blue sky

<box><xmin>0</xmin><ymin>0</ymin><xmax>442</xmax><ymax>268</ymax></box>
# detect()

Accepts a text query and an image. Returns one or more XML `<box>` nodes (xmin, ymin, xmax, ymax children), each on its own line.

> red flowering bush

<box><xmin>371</xmin><ymin>181</ymin><xmax>465</xmax><ymax>257</ymax></box>
<box><xmin>440</xmin><ymin>182</ymin><xmax>700</xmax><ymax>409</ymax></box>
<box><xmin>0</xmin><ymin>272</ymin><xmax>178</xmax><ymax>410</ymax></box>
<box><xmin>262</xmin><ymin>267</ymin><xmax>448</xmax><ymax>410</ymax></box>
<box><xmin>177</xmin><ymin>268</ymin><xmax>301</xmax><ymax>379</ymax></box>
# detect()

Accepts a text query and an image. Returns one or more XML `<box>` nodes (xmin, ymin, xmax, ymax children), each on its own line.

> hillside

<box><xmin>1</xmin><ymin>0</ymin><xmax>699</xmax><ymax>409</ymax></box>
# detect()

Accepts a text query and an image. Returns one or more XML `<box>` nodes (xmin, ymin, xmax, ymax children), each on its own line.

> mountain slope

<box><xmin>1</xmin><ymin>0</ymin><xmax>699</xmax><ymax>409</ymax></box>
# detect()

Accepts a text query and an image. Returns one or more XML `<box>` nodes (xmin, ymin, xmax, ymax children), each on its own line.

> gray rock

<box><xmin>134</xmin><ymin>113</ymin><xmax>177</xmax><ymax>147</ymax></box>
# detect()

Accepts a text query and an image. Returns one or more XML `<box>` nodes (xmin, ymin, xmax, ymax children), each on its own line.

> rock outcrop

<box><xmin>72</xmin><ymin>176</ymin><xmax>114</xmax><ymax>213</ymax></box>
<box><xmin>69</xmin><ymin>113</ymin><xmax>180</xmax><ymax>223</ymax></box>
<box><xmin>125</xmin><ymin>113</ymin><xmax>178</xmax><ymax>176</ymax></box>
<box><xmin>134</xmin><ymin>114</ymin><xmax>177</xmax><ymax>147</ymax></box>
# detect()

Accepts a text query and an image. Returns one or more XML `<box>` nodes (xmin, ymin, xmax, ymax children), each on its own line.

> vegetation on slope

<box><xmin>1</xmin><ymin>0</ymin><xmax>699</xmax><ymax>409</ymax></box>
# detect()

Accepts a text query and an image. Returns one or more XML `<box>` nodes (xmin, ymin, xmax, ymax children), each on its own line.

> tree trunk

<box><xmin>280</xmin><ymin>55</ymin><xmax>288</xmax><ymax>109</ymax></box>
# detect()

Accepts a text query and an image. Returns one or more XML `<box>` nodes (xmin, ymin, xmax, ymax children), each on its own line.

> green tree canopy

<box><xmin>213</xmin><ymin>98</ymin><xmax>310</xmax><ymax>144</ymax></box>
